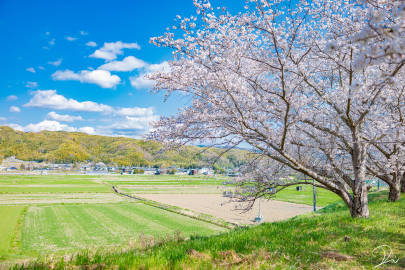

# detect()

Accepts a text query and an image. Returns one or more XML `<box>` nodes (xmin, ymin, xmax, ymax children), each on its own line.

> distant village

<box><xmin>0</xmin><ymin>156</ymin><xmax>237</xmax><ymax>176</ymax></box>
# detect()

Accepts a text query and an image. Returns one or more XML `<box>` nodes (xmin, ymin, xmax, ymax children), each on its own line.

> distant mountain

<box><xmin>0</xmin><ymin>126</ymin><xmax>247</xmax><ymax>169</ymax></box>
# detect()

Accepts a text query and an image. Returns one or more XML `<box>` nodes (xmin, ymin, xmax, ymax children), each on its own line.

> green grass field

<box><xmin>0</xmin><ymin>206</ymin><xmax>24</xmax><ymax>258</ymax></box>
<box><xmin>272</xmin><ymin>185</ymin><xmax>342</xmax><ymax>207</ymax></box>
<box><xmin>0</xmin><ymin>174</ymin><xmax>229</xmax><ymax>263</ymax></box>
<box><xmin>13</xmin><ymin>191</ymin><xmax>405</xmax><ymax>269</ymax></box>
<box><xmin>20</xmin><ymin>202</ymin><xmax>224</xmax><ymax>256</ymax></box>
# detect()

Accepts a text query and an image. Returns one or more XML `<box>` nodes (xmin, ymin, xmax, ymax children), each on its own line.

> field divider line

<box><xmin>111</xmin><ymin>186</ymin><xmax>237</xmax><ymax>229</ymax></box>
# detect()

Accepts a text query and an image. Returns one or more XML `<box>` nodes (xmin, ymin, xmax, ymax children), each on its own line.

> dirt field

<box><xmin>136</xmin><ymin>194</ymin><xmax>314</xmax><ymax>225</ymax></box>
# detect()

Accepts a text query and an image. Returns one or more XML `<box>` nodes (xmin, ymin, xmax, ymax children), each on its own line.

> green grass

<box><xmin>13</xmin><ymin>191</ymin><xmax>405</xmax><ymax>269</ymax></box>
<box><xmin>0</xmin><ymin>206</ymin><xmax>24</xmax><ymax>258</ymax></box>
<box><xmin>0</xmin><ymin>186</ymin><xmax>111</xmax><ymax>194</ymax></box>
<box><xmin>273</xmin><ymin>185</ymin><xmax>343</xmax><ymax>207</ymax></box>
<box><xmin>19</xmin><ymin>202</ymin><xmax>224</xmax><ymax>257</ymax></box>
<box><xmin>0</xmin><ymin>175</ymin><xmax>111</xmax><ymax>193</ymax></box>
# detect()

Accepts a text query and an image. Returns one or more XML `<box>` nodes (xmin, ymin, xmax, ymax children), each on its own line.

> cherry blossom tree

<box><xmin>366</xmin><ymin>80</ymin><xmax>405</xmax><ymax>201</ymax></box>
<box><xmin>148</xmin><ymin>0</ymin><xmax>405</xmax><ymax>217</ymax></box>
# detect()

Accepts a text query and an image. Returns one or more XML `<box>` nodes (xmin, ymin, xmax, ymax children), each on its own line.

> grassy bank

<box><xmin>11</xmin><ymin>191</ymin><xmax>405</xmax><ymax>269</ymax></box>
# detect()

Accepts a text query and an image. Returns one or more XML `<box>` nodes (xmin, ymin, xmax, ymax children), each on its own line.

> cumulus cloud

<box><xmin>26</xmin><ymin>120</ymin><xmax>76</xmax><ymax>132</ymax></box>
<box><xmin>52</xmin><ymin>69</ymin><xmax>121</xmax><ymax>88</ymax></box>
<box><xmin>80</xmin><ymin>30</ymin><xmax>88</xmax><ymax>36</ymax></box>
<box><xmin>86</xmin><ymin>41</ymin><xmax>97</xmax><ymax>47</ymax></box>
<box><xmin>98</xmin><ymin>56</ymin><xmax>146</xmax><ymax>72</ymax></box>
<box><xmin>8</xmin><ymin>120</ymin><xmax>95</xmax><ymax>134</ymax></box>
<box><xmin>9</xmin><ymin>106</ymin><xmax>21</xmax><ymax>113</ymax></box>
<box><xmin>26</xmin><ymin>67</ymin><xmax>36</xmax><ymax>73</ymax></box>
<box><xmin>49</xmin><ymin>38</ymin><xmax>56</xmax><ymax>46</ymax></box>
<box><xmin>130</xmin><ymin>61</ymin><xmax>170</xmax><ymax>89</ymax></box>
<box><xmin>25</xmin><ymin>90</ymin><xmax>113</xmax><ymax>112</ymax></box>
<box><xmin>20</xmin><ymin>90</ymin><xmax>159</xmax><ymax>137</ymax></box>
<box><xmin>115</xmin><ymin>107</ymin><xmax>154</xmax><ymax>117</ymax></box>
<box><xmin>7</xmin><ymin>95</ymin><xmax>18</xmax><ymax>101</ymax></box>
<box><xmin>90</xmin><ymin>41</ymin><xmax>140</xmax><ymax>61</ymax></box>
<box><xmin>47</xmin><ymin>111</ymin><xmax>83</xmax><ymax>122</ymax></box>
<box><xmin>105</xmin><ymin>115</ymin><xmax>159</xmax><ymax>134</ymax></box>
<box><xmin>130</xmin><ymin>75</ymin><xmax>154</xmax><ymax>89</ymax></box>
<box><xmin>0</xmin><ymin>117</ymin><xmax>6</xmax><ymax>121</ymax></box>
<box><xmin>48</xmin><ymin>59</ymin><xmax>62</xmax><ymax>67</ymax></box>
<box><xmin>78</xmin><ymin>126</ymin><xmax>95</xmax><ymax>134</ymax></box>
<box><xmin>25</xmin><ymin>81</ymin><xmax>38</xmax><ymax>88</ymax></box>
<box><xmin>65</xmin><ymin>36</ymin><xmax>77</xmax><ymax>41</ymax></box>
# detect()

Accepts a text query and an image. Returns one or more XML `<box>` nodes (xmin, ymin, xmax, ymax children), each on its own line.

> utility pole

<box><xmin>254</xmin><ymin>197</ymin><xmax>263</xmax><ymax>222</ymax></box>
<box><xmin>313</xmin><ymin>178</ymin><xmax>317</xmax><ymax>212</ymax></box>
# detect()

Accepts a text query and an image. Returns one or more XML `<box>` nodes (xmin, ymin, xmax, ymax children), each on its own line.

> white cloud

<box><xmin>90</xmin><ymin>41</ymin><xmax>140</xmax><ymax>61</ymax></box>
<box><xmin>86</xmin><ymin>41</ymin><xmax>97</xmax><ymax>47</ymax></box>
<box><xmin>7</xmin><ymin>120</ymin><xmax>96</xmax><ymax>134</ymax></box>
<box><xmin>7</xmin><ymin>95</ymin><xmax>18</xmax><ymax>101</ymax></box>
<box><xmin>9</xmin><ymin>106</ymin><xmax>21</xmax><ymax>113</ymax></box>
<box><xmin>24</xmin><ymin>120</ymin><xmax>76</xmax><ymax>132</ymax></box>
<box><xmin>25</xmin><ymin>81</ymin><xmax>38</xmax><ymax>88</ymax></box>
<box><xmin>47</xmin><ymin>111</ymin><xmax>83</xmax><ymax>122</ymax></box>
<box><xmin>26</xmin><ymin>67</ymin><xmax>36</xmax><ymax>73</ymax></box>
<box><xmin>49</xmin><ymin>38</ymin><xmax>55</xmax><ymax>46</ymax></box>
<box><xmin>147</xmin><ymin>62</ymin><xmax>170</xmax><ymax>73</ymax></box>
<box><xmin>0</xmin><ymin>117</ymin><xmax>6</xmax><ymax>121</ymax></box>
<box><xmin>130</xmin><ymin>75</ymin><xmax>154</xmax><ymax>89</ymax></box>
<box><xmin>80</xmin><ymin>30</ymin><xmax>88</xmax><ymax>36</ymax></box>
<box><xmin>78</xmin><ymin>126</ymin><xmax>95</xmax><ymax>134</ymax></box>
<box><xmin>106</xmin><ymin>115</ymin><xmax>158</xmax><ymax>132</ymax></box>
<box><xmin>52</xmin><ymin>69</ymin><xmax>121</xmax><ymax>88</ymax></box>
<box><xmin>65</xmin><ymin>36</ymin><xmax>77</xmax><ymax>41</ymax></box>
<box><xmin>115</xmin><ymin>107</ymin><xmax>154</xmax><ymax>117</ymax></box>
<box><xmin>98</xmin><ymin>56</ymin><xmax>146</xmax><ymax>72</ymax></box>
<box><xmin>38</xmin><ymin>66</ymin><xmax>45</xmax><ymax>70</ymax></box>
<box><xmin>25</xmin><ymin>90</ymin><xmax>113</xmax><ymax>112</ymax></box>
<box><xmin>130</xmin><ymin>61</ymin><xmax>170</xmax><ymax>89</ymax></box>
<box><xmin>48</xmin><ymin>59</ymin><xmax>62</xmax><ymax>67</ymax></box>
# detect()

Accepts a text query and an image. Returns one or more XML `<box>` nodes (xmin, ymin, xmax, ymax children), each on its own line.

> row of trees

<box><xmin>148</xmin><ymin>0</ymin><xmax>405</xmax><ymax>217</ymax></box>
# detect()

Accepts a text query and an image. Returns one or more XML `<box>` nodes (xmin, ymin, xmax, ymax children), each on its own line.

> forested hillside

<box><xmin>0</xmin><ymin>126</ymin><xmax>246</xmax><ymax>168</ymax></box>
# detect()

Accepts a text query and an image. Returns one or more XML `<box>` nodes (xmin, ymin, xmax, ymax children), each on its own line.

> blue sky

<box><xmin>0</xmin><ymin>0</ymin><xmax>242</xmax><ymax>137</ymax></box>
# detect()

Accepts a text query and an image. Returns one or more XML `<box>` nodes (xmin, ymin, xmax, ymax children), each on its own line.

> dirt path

<box><xmin>136</xmin><ymin>194</ymin><xmax>314</xmax><ymax>225</ymax></box>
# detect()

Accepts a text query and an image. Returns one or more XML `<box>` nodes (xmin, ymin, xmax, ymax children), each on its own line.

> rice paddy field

<box><xmin>0</xmin><ymin>174</ymin><xmax>228</xmax><ymax>263</ymax></box>
<box><xmin>0</xmin><ymin>173</ymin><xmax>342</xmax><ymax>265</ymax></box>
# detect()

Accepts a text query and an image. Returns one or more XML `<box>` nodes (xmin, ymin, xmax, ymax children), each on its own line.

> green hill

<box><xmin>10</xmin><ymin>191</ymin><xmax>405</xmax><ymax>269</ymax></box>
<box><xmin>0</xmin><ymin>126</ymin><xmax>247</xmax><ymax>169</ymax></box>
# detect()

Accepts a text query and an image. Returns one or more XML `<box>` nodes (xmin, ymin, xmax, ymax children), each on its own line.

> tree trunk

<box><xmin>388</xmin><ymin>182</ymin><xmax>401</xmax><ymax>202</ymax></box>
<box><xmin>401</xmin><ymin>173</ymin><xmax>405</xmax><ymax>193</ymax></box>
<box><xmin>350</xmin><ymin>182</ymin><xmax>369</xmax><ymax>218</ymax></box>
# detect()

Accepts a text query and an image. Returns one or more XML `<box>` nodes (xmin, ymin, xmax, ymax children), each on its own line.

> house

<box><xmin>199</xmin><ymin>167</ymin><xmax>215</xmax><ymax>175</ymax></box>
<box><xmin>143</xmin><ymin>168</ymin><xmax>157</xmax><ymax>175</ymax></box>
<box><xmin>6</xmin><ymin>167</ymin><xmax>18</xmax><ymax>172</ymax></box>
<box><xmin>1</xmin><ymin>156</ymin><xmax>43</xmax><ymax>170</ymax></box>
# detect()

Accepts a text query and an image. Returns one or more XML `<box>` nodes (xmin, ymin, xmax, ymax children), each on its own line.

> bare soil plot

<box><xmin>136</xmin><ymin>194</ymin><xmax>314</xmax><ymax>225</ymax></box>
